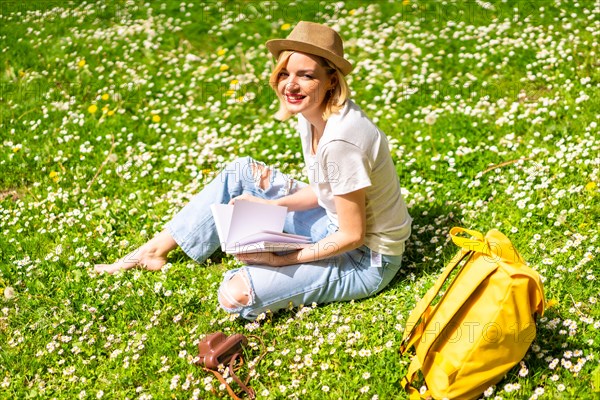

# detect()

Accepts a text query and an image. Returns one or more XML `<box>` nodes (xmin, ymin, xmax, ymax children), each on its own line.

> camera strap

<box><xmin>201</xmin><ymin>351</ymin><xmax>255</xmax><ymax>400</ymax></box>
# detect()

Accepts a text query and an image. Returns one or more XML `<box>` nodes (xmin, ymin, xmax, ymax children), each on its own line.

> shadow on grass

<box><xmin>388</xmin><ymin>202</ymin><xmax>463</xmax><ymax>290</ymax></box>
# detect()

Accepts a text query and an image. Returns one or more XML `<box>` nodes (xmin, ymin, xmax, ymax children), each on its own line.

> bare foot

<box><xmin>94</xmin><ymin>247</ymin><xmax>167</xmax><ymax>274</ymax></box>
<box><xmin>94</xmin><ymin>230</ymin><xmax>177</xmax><ymax>274</ymax></box>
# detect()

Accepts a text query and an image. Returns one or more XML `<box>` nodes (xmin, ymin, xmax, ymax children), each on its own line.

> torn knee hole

<box><xmin>250</xmin><ymin>162</ymin><xmax>272</xmax><ymax>190</ymax></box>
<box><xmin>219</xmin><ymin>272</ymin><xmax>253</xmax><ymax>309</ymax></box>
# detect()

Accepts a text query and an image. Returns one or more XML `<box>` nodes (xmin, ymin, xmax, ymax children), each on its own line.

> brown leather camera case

<box><xmin>197</xmin><ymin>332</ymin><xmax>248</xmax><ymax>370</ymax></box>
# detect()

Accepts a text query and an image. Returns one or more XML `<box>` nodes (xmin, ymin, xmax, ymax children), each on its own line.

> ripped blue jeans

<box><xmin>166</xmin><ymin>156</ymin><xmax>401</xmax><ymax>320</ymax></box>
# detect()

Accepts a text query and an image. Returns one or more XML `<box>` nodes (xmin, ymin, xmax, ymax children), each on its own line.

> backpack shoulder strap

<box><xmin>401</xmin><ymin>227</ymin><xmax>496</xmax><ymax>352</ymax></box>
<box><xmin>400</xmin><ymin>248</ymin><xmax>472</xmax><ymax>353</ymax></box>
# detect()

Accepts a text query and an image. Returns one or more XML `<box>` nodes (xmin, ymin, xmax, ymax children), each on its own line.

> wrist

<box><xmin>272</xmin><ymin>197</ymin><xmax>284</xmax><ymax>207</ymax></box>
<box><xmin>278</xmin><ymin>250</ymin><xmax>301</xmax><ymax>266</ymax></box>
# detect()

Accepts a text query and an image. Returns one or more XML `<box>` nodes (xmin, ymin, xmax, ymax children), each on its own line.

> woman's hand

<box><xmin>235</xmin><ymin>251</ymin><xmax>296</xmax><ymax>267</ymax></box>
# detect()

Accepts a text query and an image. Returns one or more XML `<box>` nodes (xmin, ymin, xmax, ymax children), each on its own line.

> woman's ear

<box><xmin>329</xmin><ymin>74</ymin><xmax>338</xmax><ymax>92</ymax></box>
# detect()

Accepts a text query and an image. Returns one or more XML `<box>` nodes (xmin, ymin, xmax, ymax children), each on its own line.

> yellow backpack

<box><xmin>400</xmin><ymin>227</ymin><xmax>546</xmax><ymax>399</ymax></box>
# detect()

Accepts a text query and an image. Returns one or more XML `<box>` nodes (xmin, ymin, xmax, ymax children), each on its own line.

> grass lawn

<box><xmin>1</xmin><ymin>0</ymin><xmax>599</xmax><ymax>398</ymax></box>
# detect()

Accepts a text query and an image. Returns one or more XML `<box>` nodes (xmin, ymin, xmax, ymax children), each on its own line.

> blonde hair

<box><xmin>269</xmin><ymin>51</ymin><xmax>349</xmax><ymax>121</ymax></box>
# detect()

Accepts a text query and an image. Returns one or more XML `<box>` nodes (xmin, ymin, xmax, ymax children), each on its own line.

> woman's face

<box><xmin>276</xmin><ymin>52</ymin><xmax>335</xmax><ymax>120</ymax></box>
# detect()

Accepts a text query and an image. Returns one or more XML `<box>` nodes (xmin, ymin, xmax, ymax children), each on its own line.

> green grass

<box><xmin>1</xmin><ymin>0</ymin><xmax>599</xmax><ymax>399</ymax></box>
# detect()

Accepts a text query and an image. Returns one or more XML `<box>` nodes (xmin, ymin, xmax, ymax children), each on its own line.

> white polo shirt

<box><xmin>298</xmin><ymin>100</ymin><xmax>412</xmax><ymax>255</ymax></box>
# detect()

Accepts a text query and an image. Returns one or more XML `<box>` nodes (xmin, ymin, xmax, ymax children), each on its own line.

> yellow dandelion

<box><xmin>217</xmin><ymin>48</ymin><xmax>227</xmax><ymax>56</ymax></box>
<box><xmin>12</xmin><ymin>146</ymin><xmax>20</xmax><ymax>153</ymax></box>
<box><xmin>49</xmin><ymin>171</ymin><xmax>59</xmax><ymax>182</ymax></box>
<box><xmin>349</xmin><ymin>9</ymin><xmax>356</xmax><ymax>15</ymax></box>
<box><xmin>402</xmin><ymin>0</ymin><xmax>410</xmax><ymax>5</ymax></box>
<box><xmin>546</xmin><ymin>299</ymin><xmax>559</xmax><ymax>309</ymax></box>
<box><xmin>18</xmin><ymin>70</ymin><xmax>25</xmax><ymax>78</ymax></box>
<box><xmin>102</xmin><ymin>105</ymin><xmax>109</xmax><ymax>113</ymax></box>
<box><xmin>88</xmin><ymin>104</ymin><xmax>98</xmax><ymax>114</ymax></box>
<box><xmin>101</xmin><ymin>93</ymin><xmax>110</xmax><ymax>101</ymax></box>
<box><xmin>107</xmin><ymin>110</ymin><xmax>115</xmax><ymax>117</ymax></box>
<box><xmin>281</xmin><ymin>23</ymin><xmax>291</xmax><ymax>30</ymax></box>
<box><xmin>78</xmin><ymin>59</ymin><xmax>86</xmax><ymax>68</ymax></box>
<box><xmin>585</xmin><ymin>181</ymin><xmax>597</xmax><ymax>191</ymax></box>
<box><xmin>230</xmin><ymin>79</ymin><xmax>239</xmax><ymax>86</ymax></box>
<box><xmin>219</xmin><ymin>64</ymin><xmax>229</xmax><ymax>72</ymax></box>
<box><xmin>152</xmin><ymin>114</ymin><xmax>161</xmax><ymax>123</ymax></box>
<box><xmin>237</xmin><ymin>96</ymin><xmax>245</xmax><ymax>102</ymax></box>
<box><xmin>225</xmin><ymin>90</ymin><xmax>235</xmax><ymax>97</ymax></box>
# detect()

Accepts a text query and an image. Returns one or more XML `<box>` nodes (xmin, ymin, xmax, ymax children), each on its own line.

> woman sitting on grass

<box><xmin>95</xmin><ymin>21</ymin><xmax>412</xmax><ymax>320</ymax></box>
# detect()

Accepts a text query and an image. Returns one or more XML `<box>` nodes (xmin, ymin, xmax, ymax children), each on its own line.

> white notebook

<box><xmin>210</xmin><ymin>199</ymin><xmax>311</xmax><ymax>254</ymax></box>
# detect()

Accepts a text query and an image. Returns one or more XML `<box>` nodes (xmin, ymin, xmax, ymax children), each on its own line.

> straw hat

<box><xmin>266</xmin><ymin>21</ymin><xmax>353</xmax><ymax>75</ymax></box>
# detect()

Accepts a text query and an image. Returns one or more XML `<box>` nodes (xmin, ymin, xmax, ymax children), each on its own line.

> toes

<box><xmin>94</xmin><ymin>264</ymin><xmax>107</xmax><ymax>273</ymax></box>
<box><xmin>94</xmin><ymin>264</ymin><xmax>119</xmax><ymax>274</ymax></box>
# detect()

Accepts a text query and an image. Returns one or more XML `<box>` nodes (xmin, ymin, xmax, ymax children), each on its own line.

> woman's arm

<box><xmin>273</xmin><ymin>185</ymin><xmax>319</xmax><ymax>211</ymax></box>
<box><xmin>295</xmin><ymin>188</ymin><xmax>366</xmax><ymax>261</ymax></box>
<box><xmin>237</xmin><ymin>188</ymin><xmax>367</xmax><ymax>266</ymax></box>
<box><xmin>232</xmin><ymin>185</ymin><xmax>319</xmax><ymax>211</ymax></box>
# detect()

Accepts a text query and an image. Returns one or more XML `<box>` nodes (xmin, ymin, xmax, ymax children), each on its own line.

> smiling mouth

<box><xmin>285</xmin><ymin>93</ymin><xmax>306</xmax><ymax>103</ymax></box>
